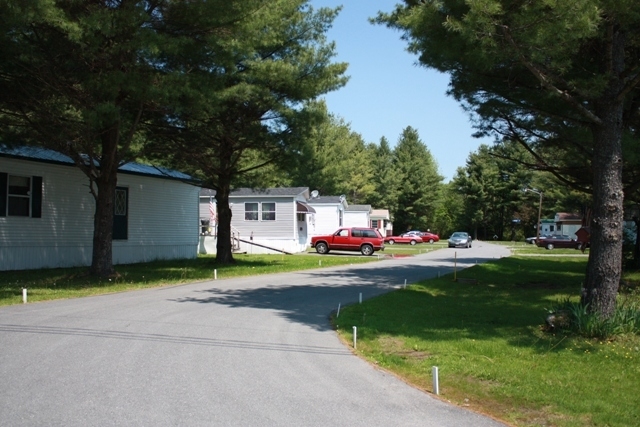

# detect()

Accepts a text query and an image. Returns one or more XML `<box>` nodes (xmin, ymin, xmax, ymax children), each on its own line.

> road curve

<box><xmin>0</xmin><ymin>241</ymin><xmax>510</xmax><ymax>427</ymax></box>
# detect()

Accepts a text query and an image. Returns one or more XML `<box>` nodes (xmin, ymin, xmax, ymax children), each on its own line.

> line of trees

<box><xmin>2</xmin><ymin>1</ymin><xmax>638</xmax><ymax>322</ymax></box>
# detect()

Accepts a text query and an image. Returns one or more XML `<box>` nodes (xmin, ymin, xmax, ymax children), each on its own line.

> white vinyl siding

<box><xmin>0</xmin><ymin>157</ymin><xmax>199</xmax><ymax>271</ymax></box>
<box><xmin>231</xmin><ymin>197</ymin><xmax>293</xmax><ymax>238</ymax></box>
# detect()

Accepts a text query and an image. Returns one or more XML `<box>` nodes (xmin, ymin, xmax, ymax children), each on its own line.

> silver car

<box><xmin>448</xmin><ymin>232</ymin><xmax>472</xmax><ymax>248</ymax></box>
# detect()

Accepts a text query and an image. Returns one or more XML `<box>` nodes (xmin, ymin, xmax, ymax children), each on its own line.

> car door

<box><xmin>332</xmin><ymin>229</ymin><xmax>351</xmax><ymax>250</ymax></box>
<box><xmin>350</xmin><ymin>229</ymin><xmax>364</xmax><ymax>250</ymax></box>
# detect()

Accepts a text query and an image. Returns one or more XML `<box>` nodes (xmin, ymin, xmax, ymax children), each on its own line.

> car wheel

<box><xmin>315</xmin><ymin>242</ymin><xmax>329</xmax><ymax>254</ymax></box>
<box><xmin>577</xmin><ymin>242</ymin><xmax>583</xmax><ymax>250</ymax></box>
<box><xmin>469</xmin><ymin>242</ymin><xmax>472</xmax><ymax>248</ymax></box>
<box><xmin>428</xmin><ymin>239</ymin><xmax>434</xmax><ymax>244</ymax></box>
<box><xmin>361</xmin><ymin>244</ymin><xmax>374</xmax><ymax>256</ymax></box>
<box><xmin>410</xmin><ymin>240</ymin><xmax>417</xmax><ymax>245</ymax></box>
<box><xmin>546</xmin><ymin>243</ymin><xmax>554</xmax><ymax>250</ymax></box>
<box><xmin>388</xmin><ymin>239</ymin><xmax>395</xmax><ymax>245</ymax></box>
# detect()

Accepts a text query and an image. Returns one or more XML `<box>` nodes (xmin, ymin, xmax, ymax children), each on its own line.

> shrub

<box><xmin>546</xmin><ymin>297</ymin><xmax>640</xmax><ymax>338</ymax></box>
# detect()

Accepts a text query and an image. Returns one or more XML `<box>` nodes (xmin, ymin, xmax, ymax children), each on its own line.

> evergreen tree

<box><xmin>0</xmin><ymin>0</ymin><xmax>184</xmax><ymax>276</ymax></box>
<box><xmin>366</xmin><ymin>137</ymin><xmax>402</xmax><ymax>216</ymax></box>
<box><xmin>145</xmin><ymin>1</ymin><xmax>348</xmax><ymax>263</ymax></box>
<box><xmin>378</xmin><ymin>0</ymin><xmax>640</xmax><ymax>317</ymax></box>
<box><xmin>392</xmin><ymin>126</ymin><xmax>443</xmax><ymax>233</ymax></box>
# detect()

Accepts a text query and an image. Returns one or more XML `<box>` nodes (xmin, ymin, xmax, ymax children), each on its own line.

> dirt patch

<box><xmin>395</xmin><ymin>350</ymin><xmax>431</xmax><ymax>360</ymax></box>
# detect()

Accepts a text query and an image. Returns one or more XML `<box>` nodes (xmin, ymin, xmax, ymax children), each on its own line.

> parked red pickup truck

<box><xmin>311</xmin><ymin>227</ymin><xmax>385</xmax><ymax>256</ymax></box>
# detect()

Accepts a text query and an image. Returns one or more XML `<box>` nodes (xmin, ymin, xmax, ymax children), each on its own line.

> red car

<box><xmin>405</xmin><ymin>230</ymin><xmax>440</xmax><ymax>243</ymax></box>
<box><xmin>311</xmin><ymin>227</ymin><xmax>385</xmax><ymax>256</ymax></box>
<box><xmin>536</xmin><ymin>235</ymin><xmax>579</xmax><ymax>250</ymax></box>
<box><xmin>384</xmin><ymin>234</ymin><xmax>423</xmax><ymax>245</ymax></box>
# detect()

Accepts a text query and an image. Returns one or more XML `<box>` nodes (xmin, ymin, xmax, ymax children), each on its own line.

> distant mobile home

<box><xmin>199</xmin><ymin>187</ymin><xmax>315</xmax><ymax>254</ymax></box>
<box><xmin>0</xmin><ymin>145</ymin><xmax>200</xmax><ymax>271</ymax></box>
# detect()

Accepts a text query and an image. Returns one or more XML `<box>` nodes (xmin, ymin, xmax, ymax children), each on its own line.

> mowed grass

<box><xmin>0</xmin><ymin>253</ymin><xmax>376</xmax><ymax>306</ymax></box>
<box><xmin>334</xmin><ymin>256</ymin><xmax>640</xmax><ymax>427</ymax></box>
<box><xmin>491</xmin><ymin>240</ymin><xmax>588</xmax><ymax>256</ymax></box>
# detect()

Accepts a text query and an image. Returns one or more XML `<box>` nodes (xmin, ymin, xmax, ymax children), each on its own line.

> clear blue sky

<box><xmin>310</xmin><ymin>0</ymin><xmax>492</xmax><ymax>182</ymax></box>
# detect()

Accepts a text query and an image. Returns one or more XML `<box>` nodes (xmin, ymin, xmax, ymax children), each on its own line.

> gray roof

<box><xmin>307</xmin><ymin>196</ymin><xmax>344</xmax><ymax>204</ymax></box>
<box><xmin>346</xmin><ymin>204</ymin><xmax>372</xmax><ymax>212</ymax></box>
<box><xmin>200</xmin><ymin>187</ymin><xmax>309</xmax><ymax>198</ymax></box>
<box><xmin>0</xmin><ymin>145</ymin><xmax>194</xmax><ymax>181</ymax></box>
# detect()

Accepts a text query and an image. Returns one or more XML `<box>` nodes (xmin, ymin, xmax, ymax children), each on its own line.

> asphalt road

<box><xmin>0</xmin><ymin>241</ymin><xmax>511</xmax><ymax>427</ymax></box>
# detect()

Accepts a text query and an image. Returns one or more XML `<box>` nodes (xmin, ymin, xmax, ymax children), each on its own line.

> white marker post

<box><xmin>353</xmin><ymin>326</ymin><xmax>357</xmax><ymax>349</ymax></box>
<box><xmin>404</xmin><ymin>279</ymin><xmax>407</xmax><ymax>289</ymax></box>
<box><xmin>359</xmin><ymin>292</ymin><xmax>362</xmax><ymax>304</ymax></box>
<box><xmin>22</xmin><ymin>288</ymin><xmax>27</xmax><ymax>304</ymax></box>
<box><xmin>336</xmin><ymin>303</ymin><xmax>341</xmax><ymax>318</ymax></box>
<box><xmin>432</xmin><ymin>366</ymin><xmax>440</xmax><ymax>395</ymax></box>
<box><xmin>214</xmin><ymin>269</ymin><xmax>217</xmax><ymax>280</ymax></box>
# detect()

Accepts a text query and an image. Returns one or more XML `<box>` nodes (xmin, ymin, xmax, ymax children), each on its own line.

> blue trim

<box><xmin>0</xmin><ymin>145</ymin><xmax>196</xmax><ymax>183</ymax></box>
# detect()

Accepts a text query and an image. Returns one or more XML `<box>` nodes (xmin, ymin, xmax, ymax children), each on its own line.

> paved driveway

<box><xmin>0</xmin><ymin>242</ymin><xmax>510</xmax><ymax>426</ymax></box>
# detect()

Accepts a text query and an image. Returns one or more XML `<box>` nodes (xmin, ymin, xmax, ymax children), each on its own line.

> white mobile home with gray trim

<box><xmin>0</xmin><ymin>145</ymin><xmax>200</xmax><ymax>271</ymax></box>
<box><xmin>199</xmin><ymin>187</ymin><xmax>315</xmax><ymax>254</ymax></box>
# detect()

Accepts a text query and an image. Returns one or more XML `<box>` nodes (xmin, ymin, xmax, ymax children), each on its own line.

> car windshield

<box><xmin>451</xmin><ymin>232</ymin><xmax>467</xmax><ymax>238</ymax></box>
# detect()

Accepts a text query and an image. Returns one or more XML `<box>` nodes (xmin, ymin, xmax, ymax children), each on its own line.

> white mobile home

<box><xmin>307</xmin><ymin>195</ymin><xmax>348</xmax><ymax>237</ymax></box>
<box><xmin>0</xmin><ymin>145</ymin><xmax>200</xmax><ymax>271</ymax></box>
<box><xmin>199</xmin><ymin>187</ymin><xmax>315</xmax><ymax>254</ymax></box>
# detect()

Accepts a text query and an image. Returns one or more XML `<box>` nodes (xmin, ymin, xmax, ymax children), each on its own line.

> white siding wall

<box><xmin>113</xmin><ymin>174</ymin><xmax>200</xmax><ymax>264</ymax></box>
<box><xmin>309</xmin><ymin>204</ymin><xmax>341</xmax><ymax>236</ymax></box>
<box><xmin>230</xmin><ymin>197</ymin><xmax>295</xmax><ymax>239</ymax></box>
<box><xmin>0</xmin><ymin>157</ymin><xmax>199</xmax><ymax>271</ymax></box>
<box><xmin>344</xmin><ymin>211</ymin><xmax>369</xmax><ymax>228</ymax></box>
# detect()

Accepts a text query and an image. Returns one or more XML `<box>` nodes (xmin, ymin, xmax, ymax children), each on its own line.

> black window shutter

<box><xmin>0</xmin><ymin>173</ymin><xmax>6</xmax><ymax>217</ymax></box>
<box><xmin>32</xmin><ymin>176</ymin><xmax>42</xmax><ymax>218</ymax></box>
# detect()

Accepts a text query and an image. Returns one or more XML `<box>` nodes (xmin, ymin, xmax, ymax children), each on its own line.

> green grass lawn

<box><xmin>334</xmin><ymin>256</ymin><xmax>640</xmax><ymax>427</ymax></box>
<box><xmin>0</xmin><ymin>253</ymin><xmax>376</xmax><ymax>306</ymax></box>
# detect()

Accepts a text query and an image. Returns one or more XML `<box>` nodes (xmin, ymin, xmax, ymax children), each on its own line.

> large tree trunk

<box><xmin>582</xmin><ymin>37</ymin><xmax>625</xmax><ymax>318</ymax></box>
<box><xmin>215</xmin><ymin>176</ymin><xmax>235</xmax><ymax>264</ymax></box>
<box><xmin>89</xmin><ymin>130</ymin><xmax>119</xmax><ymax>277</ymax></box>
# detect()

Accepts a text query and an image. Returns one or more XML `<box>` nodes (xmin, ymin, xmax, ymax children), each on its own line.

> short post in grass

<box><xmin>454</xmin><ymin>252</ymin><xmax>457</xmax><ymax>281</ymax></box>
<box><xmin>353</xmin><ymin>326</ymin><xmax>357</xmax><ymax>349</ymax></box>
<box><xmin>336</xmin><ymin>303</ymin><xmax>341</xmax><ymax>318</ymax></box>
<box><xmin>214</xmin><ymin>269</ymin><xmax>217</xmax><ymax>280</ymax></box>
<box><xmin>359</xmin><ymin>292</ymin><xmax>362</xmax><ymax>304</ymax></box>
<box><xmin>432</xmin><ymin>366</ymin><xmax>440</xmax><ymax>395</ymax></box>
<box><xmin>22</xmin><ymin>288</ymin><xmax>27</xmax><ymax>304</ymax></box>
<box><xmin>404</xmin><ymin>279</ymin><xmax>407</xmax><ymax>289</ymax></box>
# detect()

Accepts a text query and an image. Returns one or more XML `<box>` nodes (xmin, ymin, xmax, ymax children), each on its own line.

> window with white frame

<box><xmin>244</xmin><ymin>202</ymin><xmax>276</xmax><ymax>221</ymax></box>
<box><xmin>245</xmin><ymin>203</ymin><xmax>259</xmax><ymax>221</ymax></box>
<box><xmin>8</xmin><ymin>175</ymin><xmax>30</xmax><ymax>216</ymax></box>
<box><xmin>0</xmin><ymin>173</ymin><xmax>42</xmax><ymax>218</ymax></box>
<box><xmin>262</xmin><ymin>202</ymin><xmax>276</xmax><ymax>221</ymax></box>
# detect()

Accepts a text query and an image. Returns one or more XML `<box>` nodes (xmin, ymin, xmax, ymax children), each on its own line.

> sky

<box><xmin>310</xmin><ymin>0</ymin><xmax>493</xmax><ymax>182</ymax></box>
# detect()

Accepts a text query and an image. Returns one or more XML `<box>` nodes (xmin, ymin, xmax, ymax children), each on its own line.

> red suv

<box><xmin>311</xmin><ymin>228</ymin><xmax>385</xmax><ymax>256</ymax></box>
